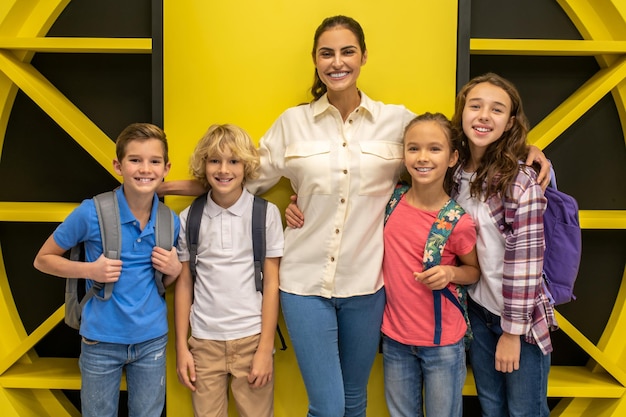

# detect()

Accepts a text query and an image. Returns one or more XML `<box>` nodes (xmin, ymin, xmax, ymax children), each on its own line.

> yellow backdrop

<box><xmin>162</xmin><ymin>1</ymin><xmax>459</xmax><ymax>416</ymax></box>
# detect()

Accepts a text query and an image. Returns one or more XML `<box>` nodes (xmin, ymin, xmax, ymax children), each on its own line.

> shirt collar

<box><xmin>311</xmin><ymin>91</ymin><xmax>376</xmax><ymax>121</ymax></box>
<box><xmin>115</xmin><ymin>186</ymin><xmax>160</xmax><ymax>228</ymax></box>
<box><xmin>205</xmin><ymin>188</ymin><xmax>251</xmax><ymax>218</ymax></box>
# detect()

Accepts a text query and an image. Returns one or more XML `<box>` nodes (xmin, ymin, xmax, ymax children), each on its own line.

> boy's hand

<box><xmin>152</xmin><ymin>246</ymin><xmax>182</xmax><ymax>277</ymax></box>
<box><xmin>247</xmin><ymin>350</ymin><xmax>273</xmax><ymax>388</ymax></box>
<box><xmin>285</xmin><ymin>194</ymin><xmax>304</xmax><ymax>229</ymax></box>
<box><xmin>90</xmin><ymin>254</ymin><xmax>122</xmax><ymax>283</ymax></box>
<box><xmin>176</xmin><ymin>347</ymin><xmax>197</xmax><ymax>391</ymax></box>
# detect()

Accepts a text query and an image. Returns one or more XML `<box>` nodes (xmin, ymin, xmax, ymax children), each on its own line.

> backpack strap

<box><xmin>252</xmin><ymin>196</ymin><xmax>268</xmax><ymax>292</ymax></box>
<box><xmin>385</xmin><ymin>181</ymin><xmax>411</xmax><ymax>225</ymax></box>
<box><xmin>92</xmin><ymin>191</ymin><xmax>121</xmax><ymax>301</ymax></box>
<box><xmin>423</xmin><ymin>199</ymin><xmax>467</xmax><ymax>345</ymax></box>
<box><xmin>251</xmin><ymin>196</ymin><xmax>287</xmax><ymax>350</ymax></box>
<box><xmin>154</xmin><ymin>201</ymin><xmax>174</xmax><ymax>296</ymax></box>
<box><xmin>186</xmin><ymin>193</ymin><xmax>208</xmax><ymax>282</ymax></box>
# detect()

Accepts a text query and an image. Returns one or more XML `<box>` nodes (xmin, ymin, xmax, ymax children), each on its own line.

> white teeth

<box><xmin>416</xmin><ymin>168</ymin><xmax>432</xmax><ymax>172</ymax></box>
<box><xmin>137</xmin><ymin>178</ymin><xmax>152</xmax><ymax>183</ymax></box>
<box><xmin>330</xmin><ymin>72</ymin><xmax>348</xmax><ymax>78</ymax></box>
<box><xmin>475</xmin><ymin>127</ymin><xmax>491</xmax><ymax>132</ymax></box>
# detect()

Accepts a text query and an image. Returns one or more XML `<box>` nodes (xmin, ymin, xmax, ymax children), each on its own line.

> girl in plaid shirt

<box><xmin>451</xmin><ymin>73</ymin><xmax>558</xmax><ymax>417</ymax></box>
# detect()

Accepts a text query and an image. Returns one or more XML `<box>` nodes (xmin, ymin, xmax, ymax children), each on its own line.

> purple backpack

<box><xmin>541</xmin><ymin>166</ymin><xmax>582</xmax><ymax>305</ymax></box>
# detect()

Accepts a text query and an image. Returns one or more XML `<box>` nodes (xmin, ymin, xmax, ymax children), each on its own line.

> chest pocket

<box><xmin>359</xmin><ymin>141</ymin><xmax>403</xmax><ymax>196</ymax></box>
<box><xmin>285</xmin><ymin>141</ymin><xmax>332</xmax><ymax>195</ymax></box>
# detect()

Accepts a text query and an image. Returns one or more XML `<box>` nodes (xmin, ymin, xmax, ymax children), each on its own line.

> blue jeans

<box><xmin>280</xmin><ymin>288</ymin><xmax>386</xmax><ymax>417</ymax></box>
<box><xmin>382</xmin><ymin>335</ymin><xmax>465</xmax><ymax>417</ymax></box>
<box><xmin>468</xmin><ymin>298</ymin><xmax>550</xmax><ymax>417</ymax></box>
<box><xmin>79</xmin><ymin>333</ymin><xmax>167</xmax><ymax>417</ymax></box>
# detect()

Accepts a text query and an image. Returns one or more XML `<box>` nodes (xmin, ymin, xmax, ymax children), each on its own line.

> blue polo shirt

<box><xmin>53</xmin><ymin>187</ymin><xmax>180</xmax><ymax>344</ymax></box>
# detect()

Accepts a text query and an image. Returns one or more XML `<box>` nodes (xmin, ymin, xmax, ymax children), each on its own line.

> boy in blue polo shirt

<box><xmin>34</xmin><ymin>123</ymin><xmax>182</xmax><ymax>417</ymax></box>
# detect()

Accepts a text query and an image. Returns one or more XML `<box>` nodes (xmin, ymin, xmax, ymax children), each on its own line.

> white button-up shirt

<box><xmin>247</xmin><ymin>92</ymin><xmax>414</xmax><ymax>298</ymax></box>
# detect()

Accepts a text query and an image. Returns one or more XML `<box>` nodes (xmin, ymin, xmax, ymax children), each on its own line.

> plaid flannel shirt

<box><xmin>452</xmin><ymin>166</ymin><xmax>558</xmax><ymax>354</ymax></box>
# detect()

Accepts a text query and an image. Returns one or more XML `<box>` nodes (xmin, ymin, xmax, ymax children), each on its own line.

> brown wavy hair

<box><xmin>451</xmin><ymin>73</ymin><xmax>531</xmax><ymax>199</ymax></box>
<box><xmin>310</xmin><ymin>15</ymin><xmax>366</xmax><ymax>101</ymax></box>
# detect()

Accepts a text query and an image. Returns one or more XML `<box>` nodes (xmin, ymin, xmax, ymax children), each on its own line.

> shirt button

<box><xmin>335</xmin><ymin>229</ymin><xmax>340</xmax><ymax>234</ymax></box>
<box><xmin>348</xmin><ymin>119</ymin><xmax>353</xmax><ymax>124</ymax></box>
<box><xmin>330</xmin><ymin>257</ymin><xmax>335</xmax><ymax>262</ymax></box>
<box><xmin>137</xmin><ymin>238</ymin><xmax>141</xmax><ymax>243</ymax></box>
<box><xmin>340</xmin><ymin>198</ymin><xmax>346</xmax><ymax>204</ymax></box>
<box><xmin>343</xmin><ymin>142</ymin><xmax>347</xmax><ymax>147</ymax></box>
<box><xmin>343</xmin><ymin>169</ymin><xmax>348</xmax><ymax>174</ymax></box>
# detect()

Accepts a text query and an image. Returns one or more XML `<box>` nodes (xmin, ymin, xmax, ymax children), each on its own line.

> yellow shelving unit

<box><xmin>0</xmin><ymin>0</ymin><xmax>624</xmax><ymax>416</ymax></box>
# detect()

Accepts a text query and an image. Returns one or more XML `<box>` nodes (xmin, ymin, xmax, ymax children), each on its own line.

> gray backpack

<box><xmin>64</xmin><ymin>191</ymin><xmax>173</xmax><ymax>329</ymax></box>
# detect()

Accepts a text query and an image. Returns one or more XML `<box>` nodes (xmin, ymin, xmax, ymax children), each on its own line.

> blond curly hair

<box><xmin>189</xmin><ymin>124</ymin><xmax>260</xmax><ymax>188</ymax></box>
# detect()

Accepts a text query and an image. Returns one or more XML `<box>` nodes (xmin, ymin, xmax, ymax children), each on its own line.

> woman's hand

<box><xmin>157</xmin><ymin>180</ymin><xmax>208</xmax><ymax>197</ymax></box>
<box><xmin>526</xmin><ymin>146</ymin><xmax>551</xmax><ymax>190</ymax></box>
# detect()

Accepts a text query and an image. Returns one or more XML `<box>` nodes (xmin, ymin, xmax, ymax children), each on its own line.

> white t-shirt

<box><xmin>247</xmin><ymin>92</ymin><xmax>415</xmax><ymax>298</ymax></box>
<box><xmin>177</xmin><ymin>189</ymin><xmax>284</xmax><ymax>341</ymax></box>
<box><xmin>456</xmin><ymin>170</ymin><xmax>505</xmax><ymax>315</ymax></box>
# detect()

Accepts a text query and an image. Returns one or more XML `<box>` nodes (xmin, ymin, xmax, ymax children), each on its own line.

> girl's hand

<box><xmin>285</xmin><ymin>194</ymin><xmax>304</xmax><ymax>228</ymax></box>
<box><xmin>176</xmin><ymin>347</ymin><xmax>197</xmax><ymax>391</ymax></box>
<box><xmin>526</xmin><ymin>145</ymin><xmax>551</xmax><ymax>190</ymax></box>
<box><xmin>247</xmin><ymin>350</ymin><xmax>274</xmax><ymax>388</ymax></box>
<box><xmin>495</xmin><ymin>332</ymin><xmax>521</xmax><ymax>373</ymax></box>
<box><xmin>414</xmin><ymin>265</ymin><xmax>453</xmax><ymax>290</ymax></box>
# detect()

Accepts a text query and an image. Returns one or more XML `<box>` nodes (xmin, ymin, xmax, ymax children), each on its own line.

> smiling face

<box><xmin>404</xmin><ymin>119</ymin><xmax>458</xmax><ymax>190</ymax></box>
<box><xmin>314</xmin><ymin>27</ymin><xmax>367</xmax><ymax>96</ymax></box>
<box><xmin>113</xmin><ymin>138</ymin><xmax>170</xmax><ymax>197</ymax></box>
<box><xmin>461</xmin><ymin>81</ymin><xmax>515</xmax><ymax>159</ymax></box>
<box><xmin>204</xmin><ymin>146</ymin><xmax>245</xmax><ymax>208</ymax></box>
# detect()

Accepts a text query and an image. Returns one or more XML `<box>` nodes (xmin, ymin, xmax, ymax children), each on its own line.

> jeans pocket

<box><xmin>81</xmin><ymin>337</ymin><xmax>100</xmax><ymax>345</ymax></box>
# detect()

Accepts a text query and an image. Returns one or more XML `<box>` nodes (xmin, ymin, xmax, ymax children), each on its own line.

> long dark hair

<box><xmin>310</xmin><ymin>15</ymin><xmax>366</xmax><ymax>101</ymax></box>
<box><xmin>451</xmin><ymin>73</ymin><xmax>530</xmax><ymax>199</ymax></box>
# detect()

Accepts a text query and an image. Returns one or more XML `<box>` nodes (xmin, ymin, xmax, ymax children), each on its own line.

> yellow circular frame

<box><xmin>0</xmin><ymin>1</ymin><xmax>625</xmax><ymax>416</ymax></box>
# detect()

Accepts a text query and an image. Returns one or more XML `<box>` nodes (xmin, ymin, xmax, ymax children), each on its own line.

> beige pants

<box><xmin>189</xmin><ymin>334</ymin><xmax>273</xmax><ymax>417</ymax></box>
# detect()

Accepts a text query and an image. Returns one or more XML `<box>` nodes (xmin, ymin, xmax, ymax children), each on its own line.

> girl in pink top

<box><xmin>381</xmin><ymin>112</ymin><xmax>480</xmax><ymax>417</ymax></box>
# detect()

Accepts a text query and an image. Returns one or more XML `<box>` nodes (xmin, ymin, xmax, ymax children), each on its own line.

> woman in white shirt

<box><xmin>248</xmin><ymin>15</ymin><xmax>414</xmax><ymax>417</ymax></box>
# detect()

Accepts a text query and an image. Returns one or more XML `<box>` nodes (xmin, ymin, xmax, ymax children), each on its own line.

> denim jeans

<box><xmin>280</xmin><ymin>288</ymin><xmax>386</xmax><ymax>417</ymax></box>
<box><xmin>468</xmin><ymin>298</ymin><xmax>550</xmax><ymax>417</ymax></box>
<box><xmin>79</xmin><ymin>333</ymin><xmax>167</xmax><ymax>417</ymax></box>
<box><xmin>382</xmin><ymin>335</ymin><xmax>465</xmax><ymax>417</ymax></box>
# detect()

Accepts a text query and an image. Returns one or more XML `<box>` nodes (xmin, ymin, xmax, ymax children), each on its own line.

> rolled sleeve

<box><xmin>500</xmin><ymin>171</ymin><xmax>546</xmax><ymax>336</ymax></box>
